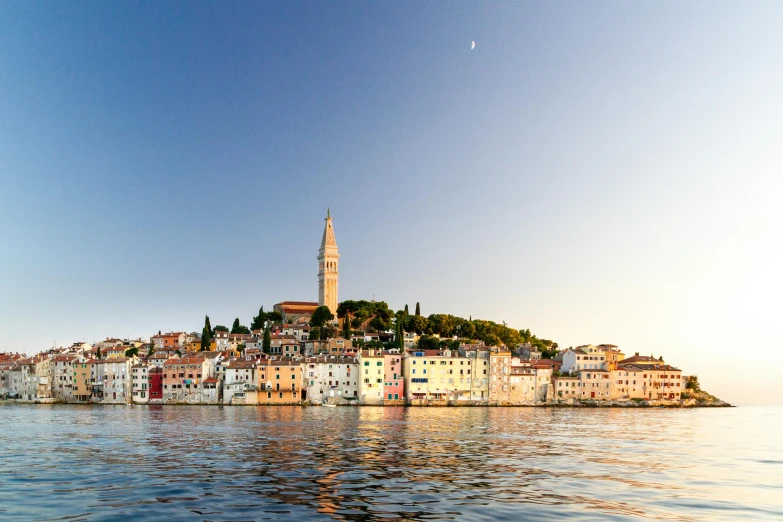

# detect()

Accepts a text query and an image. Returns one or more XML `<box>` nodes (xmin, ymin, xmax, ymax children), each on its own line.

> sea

<box><xmin>0</xmin><ymin>404</ymin><xmax>780</xmax><ymax>521</ymax></box>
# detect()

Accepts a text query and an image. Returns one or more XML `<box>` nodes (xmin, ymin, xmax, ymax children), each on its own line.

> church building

<box><xmin>274</xmin><ymin>209</ymin><xmax>339</xmax><ymax>323</ymax></box>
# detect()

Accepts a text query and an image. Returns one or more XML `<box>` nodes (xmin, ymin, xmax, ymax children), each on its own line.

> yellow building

<box><xmin>404</xmin><ymin>348</ymin><xmax>488</xmax><ymax>403</ymax></box>
<box><xmin>72</xmin><ymin>360</ymin><xmax>92</xmax><ymax>402</ymax></box>
<box><xmin>183</xmin><ymin>339</ymin><xmax>216</xmax><ymax>352</ymax></box>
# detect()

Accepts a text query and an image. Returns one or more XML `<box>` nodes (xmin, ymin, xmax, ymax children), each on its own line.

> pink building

<box><xmin>383</xmin><ymin>351</ymin><xmax>404</xmax><ymax>401</ymax></box>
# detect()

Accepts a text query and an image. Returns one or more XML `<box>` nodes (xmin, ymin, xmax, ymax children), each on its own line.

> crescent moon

<box><xmin>471</xmin><ymin>41</ymin><xmax>475</xmax><ymax>50</ymax></box>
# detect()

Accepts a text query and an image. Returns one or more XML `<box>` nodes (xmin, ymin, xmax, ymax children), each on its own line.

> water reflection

<box><xmin>0</xmin><ymin>405</ymin><xmax>780</xmax><ymax>521</ymax></box>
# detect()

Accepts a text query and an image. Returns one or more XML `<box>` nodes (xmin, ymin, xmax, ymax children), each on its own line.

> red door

<box><xmin>591</xmin><ymin>392</ymin><xmax>595</xmax><ymax>398</ymax></box>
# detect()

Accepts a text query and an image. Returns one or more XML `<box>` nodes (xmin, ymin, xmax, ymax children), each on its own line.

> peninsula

<box><xmin>0</xmin><ymin>211</ymin><xmax>727</xmax><ymax>408</ymax></box>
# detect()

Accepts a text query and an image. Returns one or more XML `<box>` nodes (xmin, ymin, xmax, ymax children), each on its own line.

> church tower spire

<box><xmin>318</xmin><ymin>208</ymin><xmax>339</xmax><ymax>315</ymax></box>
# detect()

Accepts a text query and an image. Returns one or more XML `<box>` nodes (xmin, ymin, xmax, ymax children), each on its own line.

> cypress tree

<box><xmin>342</xmin><ymin>317</ymin><xmax>351</xmax><ymax>340</ymax></box>
<box><xmin>262</xmin><ymin>327</ymin><xmax>271</xmax><ymax>355</ymax></box>
<box><xmin>404</xmin><ymin>304</ymin><xmax>409</xmax><ymax>315</ymax></box>
<box><xmin>397</xmin><ymin>319</ymin><xmax>404</xmax><ymax>350</ymax></box>
<box><xmin>205</xmin><ymin>316</ymin><xmax>212</xmax><ymax>337</ymax></box>
<box><xmin>96</xmin><ymin>347</ymin><xmax>102</xmax><ymax>359</ymax></box>
<box><xmin>201</xmin><ymin>315</ymin><xmax>212</xmax><ymax>351</ymax></box>
<box><xmin>415</xmin><ymin>302</ymin><xmax>420</xmax><ymax>316</ymax></box>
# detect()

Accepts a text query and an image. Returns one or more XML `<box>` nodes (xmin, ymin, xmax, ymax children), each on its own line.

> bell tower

<box><xmin>318</xmin><ymin>208</ymin><xmax>339</xmax><ymax>316</ymax></box>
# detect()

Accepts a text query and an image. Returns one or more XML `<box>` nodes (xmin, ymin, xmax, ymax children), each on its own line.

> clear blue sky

<box><xmin>1</xmin><ymin>2</ymin><xmax>781</xmax><ymax>404</ymax></box>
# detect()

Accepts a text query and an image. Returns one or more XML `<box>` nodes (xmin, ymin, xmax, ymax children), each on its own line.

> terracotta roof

<box><xmin>203</xmin><ymin>377</ymin><xmax>219</xmax><ymax>384</ymax></box>
<box><xmin>277</xmin><ymin>301</ymin><xmax>319</xmax><ymax>306</ymax></box>
<box><xmin>226</xmin><ymin>361</ymin><xmax>256</xmax><ymax>369</ymax></box>
<box><xmin>163</xmin><ymin>358</ymin><xmax>204</xmax><ymax>366</ymax></box>
<box><xmin>618</xmin><ymin>355</ymin><xmax>662</xmax><ymax>364</ymax></box>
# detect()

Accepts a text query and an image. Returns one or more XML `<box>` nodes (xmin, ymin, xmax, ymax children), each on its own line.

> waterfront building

<box><xmin>383</xmin><ymin>351</ymin><xmax>404</xmax><ymax>401</ymax></box>
<box><xmin>489</xmin><ymin>350</ymin><xmax>512</xmax><ymax>403</ymax></box>
<box><xmin>257</xmin><ymin>357</ymin><xmax>304</xmax><ymax>404</ymax></box>
<box><xmin>358</xmin><ymin>349</ymin><xmax>385</xmax><ymax>404</ymax></box>
<box><xmin>223</xmin><ymin>360</ymin><xmax>257</xmax><ymax>404</ymax></box>
<box><xmin>162</xmin><ymin>357</ymin><xmax>211</xmax><ymax>403</ymax></box>
<box><xmin>458</xmin><ymin>345</ymin><xmax>490</xmax><ymax>401</ymax></box>
<box><xmin>34</xmin><ymin>355</ymin><xmax>54</xmax><ymax>401</ymax></box>
<box><xmin>508</xmin><ymin>359</ymin><xmax>537</xmax><ymax>403</ymax></box>
<box><xmin>533</xmin><ymin>362</ymin><xmax>552</xmax><ymax>401</ymax></box>
<box><xmin>131</xmin><ymin>363</ymin><xmax>151</xmax><ymax>403</ymax></box>
<box><xmin>579</xmin><ymin>369</ymin><xmax>612</xmax><ymax>400</ymax></box>
<box><xmin>72</xmin><ymin>360</ymin><xmax>92</xmax><ymax>402</ymax></box>
<box><xmin>552</xmin><ymin>374</ymin><xmax>581</xmax><ymax>400</ymax></box>
<box><xmin>304</xmin><ymin>355</ymin><xmax>358</xmax><ymax>404</ymax></box>
<box><xmin>148</xmin><ymin>367</ymin><xmax>163</xmax><ymax>401</ymax></box>
<box><xmin>612</xmin><ymin>363</ymin><xmax>682</xmax><ymax>401</ymax></box>
<box><xmin>92</xmin><ymin>358</ymin><xmax>133</xmax><ymax>403</ymax></box>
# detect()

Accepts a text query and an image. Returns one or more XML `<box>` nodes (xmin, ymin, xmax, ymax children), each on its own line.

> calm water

<box><xmin>0</xmin><ymin>405</ymin><xmax>781</xmax><ymax>521</ymax></box>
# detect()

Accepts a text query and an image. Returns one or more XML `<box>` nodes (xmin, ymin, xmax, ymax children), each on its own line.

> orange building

<box><xmin>258</xmin><ymin>357</ymin><xmax>304</xmax><ymax>404</ymax></box>
<box><xmin>72</xmin><ymin>360</ymin><xmax>93</xmax><ymax>402</ymax></box>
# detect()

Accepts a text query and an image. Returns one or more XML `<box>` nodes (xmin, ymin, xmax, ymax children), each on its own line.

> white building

<box><xmin>51</xmin><ymin>355</ymin><xmax>80</xmax><ymax>402</ymax></box>
<box><xmin>92</xmin><ymin>358</ymin><xmax>133</xmax><ymax>404</ymax></box>
<box><xmin>131</xmin><ymin>363</ymin><xmax>152</xmax><ymax>404</ymax></box>
<box><xmin>304</xmin><ymin>355</ymin><xmax>358</xmax><ymax>404</ymax></box>
<box><xmin>223</xmin><ymin>360</ymin><xmax>257</xmax><ymax>404</ymax></box>
<box><xmin>561</xmin><ymin>348</ymin><xmax>606</xmax><ymax>373</ymax></box>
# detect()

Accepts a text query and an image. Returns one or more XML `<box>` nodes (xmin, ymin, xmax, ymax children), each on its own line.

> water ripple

<box><xmin>0</xmin><ymin>404</ymin><xmax>781</xmax><ymax>521</ymax></box>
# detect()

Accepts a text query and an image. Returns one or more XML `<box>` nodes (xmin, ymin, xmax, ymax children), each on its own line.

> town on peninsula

<box><xmin>0</xmin><ymin>211</ymin><xmax>726</xmax><ymax>408</ymax></box>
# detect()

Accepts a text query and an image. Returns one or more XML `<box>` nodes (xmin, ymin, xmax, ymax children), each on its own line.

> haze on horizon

<box><xmin>1</xmin><ymin>2</ymin><xmax>781</xmax><ymax>405</ymax></box>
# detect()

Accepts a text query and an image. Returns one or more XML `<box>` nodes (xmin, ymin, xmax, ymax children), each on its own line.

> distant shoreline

<box><xmin>0</xmin><ymin>400</ymin><xmax>732</xmax><ymax>408</ymax></box>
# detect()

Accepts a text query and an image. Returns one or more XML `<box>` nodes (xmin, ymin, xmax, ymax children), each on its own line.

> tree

<box><xmin>262</xmin><ymin>327</ymin><xmax>271</xmax><ymax>355</ymax></box>
<box><xmin>146</xmin><ymin>344</ymin><xmax>154</xmax><ymax>357</ymax></box>
<box><xmin>267</xmin><ymin>311</ymin><xmax>283</xmax><ymax>323</ymax></box>
<box><xmin>205</xmin><ymin>316</ymin><xmax>211</xmax><ymax>336</ymax></box>
<box><xmin>231</xmin><ymin>320</ymin><xmax>251</xmax><ymax>335</ymax></box>
<box><xmin>396</xmin><ymin>318</ymin><xmax>404</xmax><ymax>350</ymax></box>
<box><xmin>201</xmin><ymin>315</ymin><xmax>212</xmax><ymax>351</ymax></box>
<box><xmin>404</xmin><ymin>304</ymin><xmax>409</xmax><ymax>315</ymax></box>
<box><xmin>417</xmin><ymin>335</ymin><xmax>439</xmax><ymax>351</ymax></box>
<box><xmin>342</xmin><ymin>315</ymin><xmax>351</xmax><ymax>340</ymax></box>
<box><xmin>237</xmin><ymin>343</ymin><xmax>245</xmax><ymax>354</ymax></box>
<box><xmin>415</xmin><ymin>302</ymin><xmax>420</xmax><ymax>316</ymax></box>
<box><xmin>214</xmin><ymin>325</ymin><xmax>229</xmax><ymax>333</ymax></box>
<box><xmin>483</xmin><ymin>334</ymin><xmax>502</xmax><ymax>347</ymax></box>
<box><xmin>337</xmin><ymin>300</ymin><xmax>358</xmax><ymax>330</ymax></box>
<box><xmin>405</xmin><ymin>315</ymin><xmax>428</xmax><ymax>335</ymax></box>
<box><xmin>250</xmin><ymin>306</ymin><xmax>268</xmax><ymax>331</ymax></box>
<box><xmin>125</xmin><ymin>347</ymin><xmax>139</xmax><ymax>358</ymax></box>
<box><xmin>96</xmin><ymin>347</ymin><xmax>102</xmax><ymax>359</ymax></box>
<box><xmin>310</xmin><ymin>306</ymin><xmax>334</xmax><ymax>330</ymax></box>
<box><xmin>458</xmin><ymin>320</ymin><xmax>476</xmax><ymax>339</ymax></box>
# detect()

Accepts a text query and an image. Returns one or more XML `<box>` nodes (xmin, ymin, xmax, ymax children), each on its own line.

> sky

<box><xmin>1</xmin><ymin>2</ymin><xmax>781</xmax><ymax>405</ymax></box>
